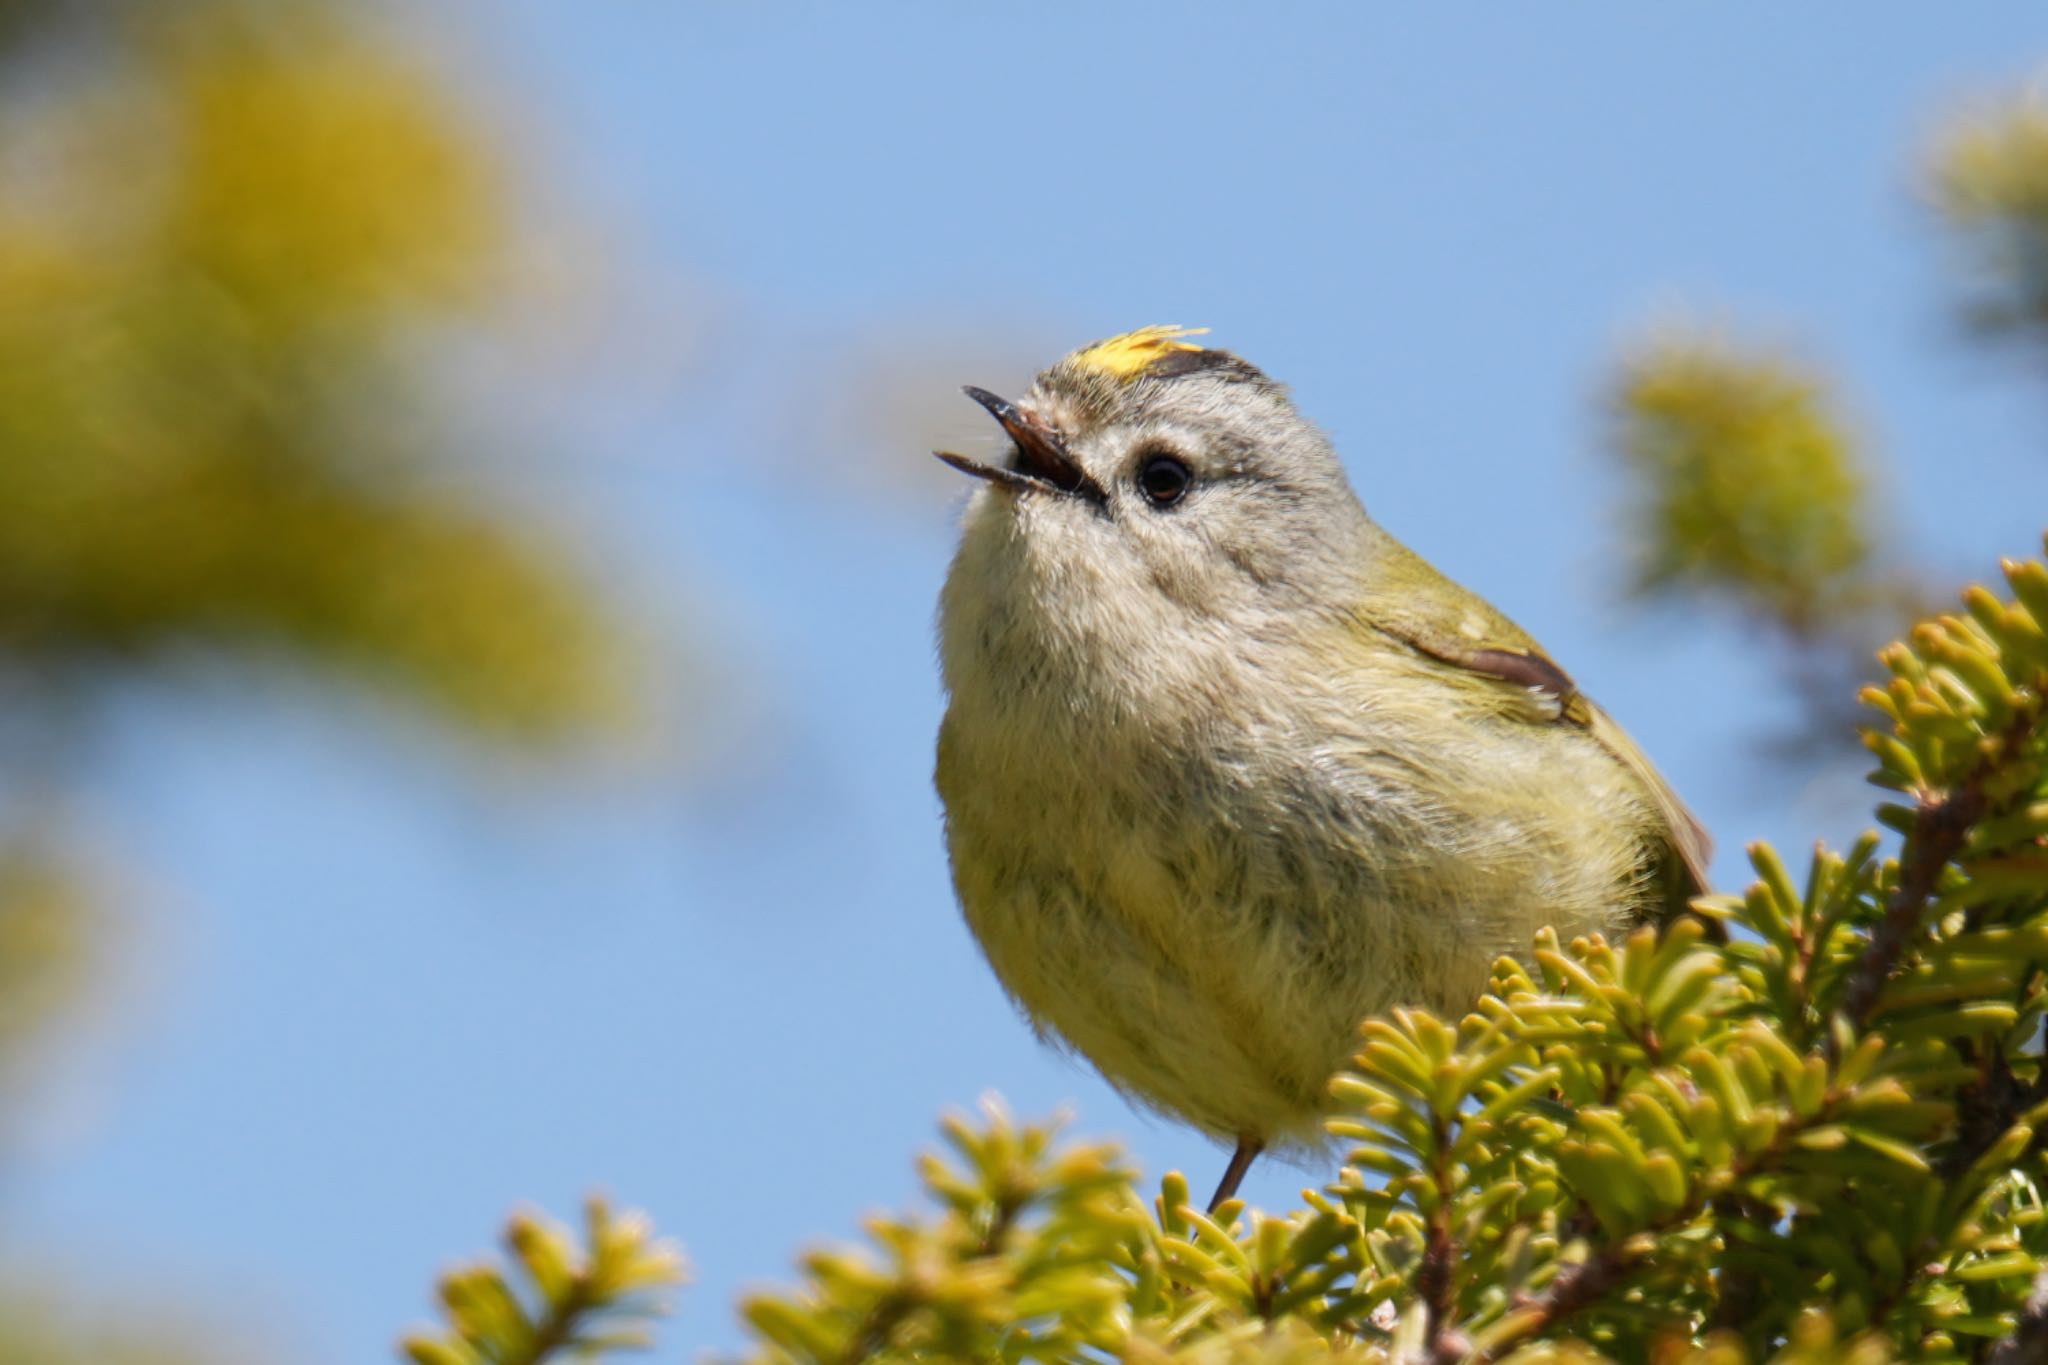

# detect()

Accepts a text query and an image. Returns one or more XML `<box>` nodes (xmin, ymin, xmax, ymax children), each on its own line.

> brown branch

<box><xmin>1940</xmin><ymin>1048</ymin><xmax>2048</xmax><ymax>1182</ymax></box>
<box><xmin>517</xmin><ymin>1279</ymin><xmax>596</xmax><ymax>1365</ymax></box>
<box><xmin>1525</xmin><ymin>1248</ymin><xmax>1635</xmax><ymax>1326</ymax></box>
<box><xmin>1471</xmin><ymin>1094</ymin><xmax>1845</xmax><ymax>1364</ymax></box>
<box><xmin>1840</xmin><ymin>698</ymin><xmax>2041</xmax><ymax>1036</ymax></box>
<box><xmin>1418</xmin><ymin>1116</ymin><xmax>1464</xmax><ymax>1365</ymax></box>
<box><xmin>1839</xmin><ymin>787</ymin><xmax>1987</xmax><ymax>1032</ymax></box>
<box><xmin>1465</xmin><ymin>1196</ymin><xmax>1705</xmax><ymax>1364</ymax></box>
<box><xmin>1837</xmin><ymin>698</ymin><xmax>2045</xmax><ymax>1183</ymax></box>
<box><xmin>1471</xmin><ymin>1240</ymin><xmax>1643</xmax><ymax>1365</ymax></box>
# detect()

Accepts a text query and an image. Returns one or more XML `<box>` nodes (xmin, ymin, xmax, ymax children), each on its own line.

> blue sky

<box><xmin>16</xmin><ymin>6</ymin><xmax>2048</xmax><ymax>1360</ymax></box>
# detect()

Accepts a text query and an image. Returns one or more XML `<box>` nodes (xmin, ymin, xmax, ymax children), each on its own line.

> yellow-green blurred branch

<box><xmin>1609</xmin><ymin>334</ymin><xmax>1876</xmax><ymax>639</ymax></box>
<box><xmin>1932</xmin><ymin>77</ymin><xmax>2048</xmax><ymax>350</ymax></box>
<box><xmin>401</xmin><ymin>1197</ymin><xmax>686</xmax><ymax>1365</ymax></box>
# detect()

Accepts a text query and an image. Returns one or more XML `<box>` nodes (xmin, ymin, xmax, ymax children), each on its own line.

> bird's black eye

<box><xmin>1137</xmin><ymin>454</ymin><xmax>1191</xmax><ymax>508</ymax></box>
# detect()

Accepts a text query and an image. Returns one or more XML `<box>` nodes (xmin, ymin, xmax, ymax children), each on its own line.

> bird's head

<box><xmin>938</xmin><ymin>327</ymin><xmax>1371</xmax><ymax>629</ymax></box>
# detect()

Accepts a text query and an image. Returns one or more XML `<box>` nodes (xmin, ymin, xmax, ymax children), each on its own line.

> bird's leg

<box><xmin>1207</xmin><ymin>1138</ymin><xmax>1263</xmax><ymax>1212</ymax></box>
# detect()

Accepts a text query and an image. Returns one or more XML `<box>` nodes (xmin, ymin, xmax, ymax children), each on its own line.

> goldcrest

<box><xmin>933</xmin><ymin>327</ymin><xmax>1709</xmax><ymax>1206</ymax></box>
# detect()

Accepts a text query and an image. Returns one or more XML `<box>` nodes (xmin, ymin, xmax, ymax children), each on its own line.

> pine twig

<box><xmin>1840</xmin><ymin>784</ymin><xmax>1987</xmax><ymax>1033</ymax></box>
<box><xmin>1841</xmin><ymin>700</ymin><xmax>2040</xmax><ymax>1035</ymax></box>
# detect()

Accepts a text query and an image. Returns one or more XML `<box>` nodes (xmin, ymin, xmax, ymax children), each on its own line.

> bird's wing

<box><xmin>1357</xmin><ymin>536</ymin><xmax>1714</xmax><ymax>904</ymax></box>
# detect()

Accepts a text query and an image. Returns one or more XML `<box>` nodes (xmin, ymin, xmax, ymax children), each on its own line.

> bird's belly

<box><xmin>944</xmin><ymin>807</ymin><xmax>1369</xmax><ymax>1146</ymax></box>
<box><xmin>935</xmin><ymin>687</ymin><xmax>1643</xmax><ymax>1147</ymax></box>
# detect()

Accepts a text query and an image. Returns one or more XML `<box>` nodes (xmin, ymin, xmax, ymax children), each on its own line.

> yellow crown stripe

<box><xmin>1065</xmin><ymin>325</ymin><xmax>1210</xmax><ymax>381</ymax></box>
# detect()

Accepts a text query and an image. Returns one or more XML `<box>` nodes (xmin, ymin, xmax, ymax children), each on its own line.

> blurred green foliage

<box><xmin>0</xmin><ymin>845</ymin><xmax>92</xmax><ymax>1090</ymax></box>
<box><xmin>0</xmin><ymin>0</ymin><xmax>629</xmax><ymax>1083</ymax></box>
<box><xmin>0</xmin><ymin>1</ymin><xmax>633</xmax><ymax>1361</ymax></box>
<box><xmin>1603</xmin><ymin>333</ymin><xmax>1930</xmax><ymax>748</ymax></box>
<box><xmin>1609</xmin><ymin>338</ymin><xmax>1874</xmax><ymax>639</ymax></box>
<box><xmin>1932</xmin><ymin>82</ymin><xmax>2048</xmax><ymax>347</ymax></box>
<box><xmin>0</xmin><ymin>1</ymin><xmax>620</xmax><ymax>736</ymax></box>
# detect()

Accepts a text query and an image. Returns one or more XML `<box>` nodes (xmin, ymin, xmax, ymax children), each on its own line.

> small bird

<box><xmin>933</xmin><ymin>326</ymin><xmax>1710</xmax><ymax>1209</ymax></box>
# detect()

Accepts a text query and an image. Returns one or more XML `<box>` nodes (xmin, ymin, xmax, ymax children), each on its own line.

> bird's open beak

<box><xmin>935</xmin><ymin>387</ymin><xmax>1106</xmax><ymax>503</ymax></box>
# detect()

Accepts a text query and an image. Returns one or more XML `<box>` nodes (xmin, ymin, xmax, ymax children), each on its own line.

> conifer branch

<box><xmin>1840</xmin><ymin>705</ymin><xmax>2028</xmax><ymax>1033</ymax></box>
